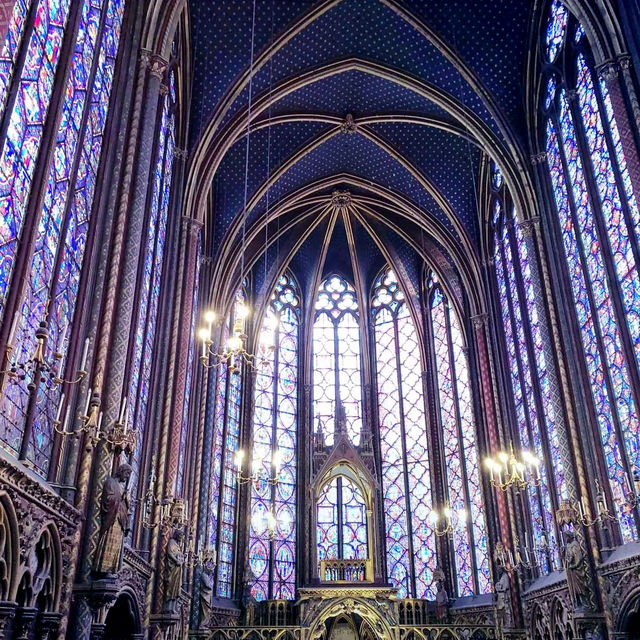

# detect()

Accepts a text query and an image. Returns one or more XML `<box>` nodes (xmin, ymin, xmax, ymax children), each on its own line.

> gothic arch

<box><xmin>209</xmin><ymin>177</ymin><xmax>485</xmax><ymax>320</ymax></box>
<box><xmin>104</xmin><ymin>588</ymin><xmax>143</xmax><ymax>640</ymax></box>
<box><xmin>16</xmin><ymin>522</ymin><xmax>62</xmax><ymax>612</ymax></box>
<box><xmin>307</xmin><ymin>597</ymin><xmax>394</xmax><ymax>640</ymax></box>
<box><xmin>617</xmin><ymin>584</ymin><xmax>640</xmax><ymax>637</ymax></box>
<box><xmin>0</xmin><ymin>494</ymin><xmax>18</xmax><ymax>602</ymax></box>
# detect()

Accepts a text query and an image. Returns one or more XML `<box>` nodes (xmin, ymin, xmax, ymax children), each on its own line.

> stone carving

<box><xmin>335</xmin><ymin>399</ymin><xmax>347</xmax><ymax>436</ymax></box>
<box><xmin>92</xmin><ymin>463</ymin><xmax>132</xmax><ymax>575</ymax></box>
<box><xmin>331</xmin><ymin>190</ymin><xmax>351</xmax><ymax>208</ymax></box>
<box><xmin>564</xmin><ymin>530</ymin><xmax>591</xmax><ymax>611</ymax></box>
<box><xmin>163</xmin><ymin>528</ymin><xmax>185</xmax><ymax>613</ymax></box>
<box><xmin>340</xmin><ymin>113</ymin><xmax>357</xmax><ymax>134</ymax></box>
<box><xmin>433</xmin><ymin>567</ymin><xmax>449</xmax><ymax>621</ymax></box>
<box><xmin>199</xmin><ymin>561</ymin><xmax>215</xmax><ymax>628</ymax></box>
<box><xmin>494</xmin><ymin>566</ymin><xmax>511</xmax><ymax>632</ymax></box>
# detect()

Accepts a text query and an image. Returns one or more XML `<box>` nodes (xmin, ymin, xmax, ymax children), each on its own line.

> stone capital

<box><xmin>597</xmin><ymin>61</ymin><xmax>619</xmax><ymax>84</ymax></box>
<box><xmin>530</xmin><ymin>152</ymin><xmax>548</xmax><ymax>166</ymax></box>
<box><xmin>182</xmin><ymin>215</ymin><xmax>204</xmax><ymax>235</ymax></box>
<box><xmin>174</xmin><ymin>147</ymin><xmax>188</xmax><ymax>161</ymax></box>
<box><xmin>471</xmin><ymin>313</ymin><xmax>488</xmax><ymax>329</ymax></box>
<box><xmin>566</xmin><ymin>89</ymin><xmax>579</xmax><ymax>104</ymax></box>
<box><xmin>517</xmin><ymin>217</ymin><xmax>540</xmax><ymax>237</ymax></box>
<box><xmin>140</xmin><ymin>49</ymin><xmax>168</xmax><ymax>80</ymax></box>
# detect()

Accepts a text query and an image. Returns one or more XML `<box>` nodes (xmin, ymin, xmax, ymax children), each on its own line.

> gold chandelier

<box><xmin>484</xmin><ymin>443</ymin><xmax>541</xmax><ymax>492</ymax></box>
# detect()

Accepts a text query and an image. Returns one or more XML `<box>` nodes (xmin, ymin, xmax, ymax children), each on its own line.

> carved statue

<box><xmin>564</xmin><ymin>530</ymin><xmax>591</xmax><ymax>610</ymax></box>
<box><xmin>163</xmin><ymin>528</ymin><xmax>185</xmax><ymax>613</ymax></box>
<box><xmin>92</xmin><ymin>463</ymin><xmax>132</xmax><ymax>575</ymax></box>
<box><xmin>494</xmin><ymin>566</ymin><xmax>512</xmax><ymax>632</ymax></box>
<box><xmin>433</xmin><ymin>567</ymin><xmax>449</xmax><ymax>621</ymax></box>
<box><xmin>199</xmin><ymin>561</ymin><xmax>214</xmax><ymax>628</ymax></box>
<box><xmin>245</xmin><ymin>599</ymin><xmax>256</xmax><ymax>626</ymax></box>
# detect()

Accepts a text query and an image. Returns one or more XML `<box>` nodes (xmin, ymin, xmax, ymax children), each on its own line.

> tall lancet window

<box><xmin>248</xmin><ymin>274</ymin><xmax>299</xmax><ymax>601</ymax></box>
<box><xmin>542</xmin><ymin>0</ymin><xmax>640</xmax><ymax>540</ymax></box>
<box><xmin>372</xmin><ymin>268</ymin><xmax>435</xmax><ymax>599</ymax></box>
<box><xmin>427</xmin><ymin>276</ymin><xmax>490</xmax><ymax>595</ymax></box>
<box><xmin>0</xmin><ymin>0</ymin><xmax>126</xmax><ymax>474</ymax></box>
<box><xmin>128</xmin><ymin>66</ymin><xmax>176</xmax><ymax>498</ymax></box>
<box><xmin>491</xmin><ymin>170</ymin><xmax>560</xmax><ymax>573</ymax></box>
<box><xmin>207</xmin><ymin>288</ymin><xmax>246</xmax><ymax>598</ymax></box>
<box><xmin>313</xmin><ymin>275</ymin><xmax>363</xmax><ymax>446</ymax></box>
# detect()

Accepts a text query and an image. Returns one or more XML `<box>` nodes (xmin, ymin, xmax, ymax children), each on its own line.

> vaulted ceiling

<box><xmin>185</xmin><ymin>0</ymin><xmax>540</xmax><ymax>314</ymax></box>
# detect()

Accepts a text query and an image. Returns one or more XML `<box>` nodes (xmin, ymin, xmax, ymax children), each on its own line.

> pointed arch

<box><xmin>248</xmin><ymin>272</ymin><xmax>300</xmax><ymax>601</ymax></box>
<box><xmin>372</xmin><ymin>266</ymin><xmax>436</xmax><ymax>599</ymax></box>
<box><xmin>312</xmin><ymin>274</ymin><xmax>363</xmax><ymax>447</ymax></box>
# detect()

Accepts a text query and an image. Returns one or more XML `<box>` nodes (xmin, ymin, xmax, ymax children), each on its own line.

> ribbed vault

<box><xmin>184</xmin><ymin>0</ymin><xmax>548</xmax><ymax>312</ymax></box>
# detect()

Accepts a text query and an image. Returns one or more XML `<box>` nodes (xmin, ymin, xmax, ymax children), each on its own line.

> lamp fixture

<box><xmin>234</xmin><ymin>447</ymin><xmax>283</xmax><ymax>486</ymax></box>
<box><xmin>54</xmin><ymin>391</ymin><xmax>136</xmax><ymax>454</ymax></box>
<box><xmin>484</xmin><ymin>443</ymin><xmax>541</xmax><ymax>492</ymax></box>
<box><xmin>1</xmin><ymin>313</ymin><xmax>89</xmax><ymax>391</ymax></box>
<box><xmin>198</xmin><ymin>304</ymin><xmax>272</xmax><ymax>373</ymax></box>
<box><xmin>430</xmin><ymin>504</ymin><xmax>467</xmax><ymax>537</ymax></box>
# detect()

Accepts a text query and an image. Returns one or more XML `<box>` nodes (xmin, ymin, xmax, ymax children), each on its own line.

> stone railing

<box><xmin>320</xmin><ymin>558</ymin><xmax>372</xmax><ymax>582</ymax></box>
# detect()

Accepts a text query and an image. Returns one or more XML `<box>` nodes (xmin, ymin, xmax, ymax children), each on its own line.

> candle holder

<box><xmin>512</xmin><ymin>535</ymin><xmax>537</xmax><ymax>570</ymax></box>
<box><xmin>235</xmin><ymin>448</ymin><xmax>284</xmax><ymax>486</ymax></box>
<box><xmin>142</xmin><ymin>495</ymin><xmax>187</xmax><ymax>531</ymax></box>
<box><xmin>1</xmin><ymin>319</ymin><xmax>89</xmax><ymax>391</ymax></box>
<box><xmin>198</xmin><ymin>307</ymin><xmax>274</xmax><ymax>374</ymax></box>
<box><xmin>430</xmin><ymin>505</ymin><xmax>467</xmax><ymax>537</ymax></box>
<box><xmin>484</xmin><ymin>443</ymin><xmax>541</xmax><ymax>492</ymax></box>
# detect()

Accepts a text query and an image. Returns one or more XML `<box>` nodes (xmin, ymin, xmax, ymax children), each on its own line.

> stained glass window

<box><xmin>249</xmin><ymin>274</ymin><xmax>299</xmax><ymax>601</ymax></box>
<box><xmin>491</xmin><ymin>194</ymin><xmax>560</xmax><ymax>572</ymax></box>
<box><xmin>428</xmin><ymin>279</ymin><xmax>490</xmax><ymax>595</ymax></box>
<box><xmin>0</xmin><ymin>0</ymin><xmax>73</xmax><ymax>321</ymax></box>
<box><xmin>317</xmin><ymin>475</ymin><xmax>368</xmax><ymax>568</ymax></box>
<box><xmin>207</xmin><ymin>289</ymin><xmax>246</xmax><ymax>599</ymax></box>
<box><xmin>0</xmin><ymin>0</ymin><xmax>125</xmax><ymax>474</ymax></box>
<box><xmin>313</xmin><ymin>275</ymin><xmax>362</xmax><ymax>446</ymax></box>
<box><xmin>544</xmin><ymin>0</ymin><xmax>568</xmax><ymax>63</ymax></box>
<box><xmin>372</xmin><ymin>268</ymin><xmax>436</xmax><ymax>599</ymax></box>
<box><xmin>127</xmin><ymin>67</ymin><xmax>176</xmax><ymax>499</ymax></box>
<box><xmin>542</xmin><ymin>6</ymin><xmax>640</xmax><ymax>541</ymax></box>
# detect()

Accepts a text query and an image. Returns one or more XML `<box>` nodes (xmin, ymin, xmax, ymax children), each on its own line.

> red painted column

<box><xmin>472</xmin><ymin>316</ymin><xmax>509</xmax><ymax>545</ymax></box>
<box><xmin>0</xmin><ymin>1</ymin><xmax>14</xmax><ymax>47</ymax></box>
<box><xmin>167</xmin><ymin>216</ymin><xmax>202</xmax><ymax>499</ymax></box>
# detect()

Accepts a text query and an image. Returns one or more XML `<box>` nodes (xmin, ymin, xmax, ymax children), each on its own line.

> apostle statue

<box><xmin>199</xmin><ymin>560</ymin><xmax>215</xmax><ymax>628</ymax></box>
<box><xmin>92</xmin><ymin>463</ymin><xmax>132</xmax><ymax>575</ymax></box>
<box><xmin>494</xmin><ymin>566</ymin><xmax>512</xmax><ymax>633</ymax></box>
<box><xmin>564</xmin><ymin>530</ymin><xmax>591</xmax><ymax>610</ymax></box>
<box><xmin>433</xmin><ymin>567</ymin><xmax>449</xmax><ymax>621</ymax></box>
<box><xmin>163</xmin><ymin>528</ymin><xmax>185</xmax><ymax>614</ymax></box>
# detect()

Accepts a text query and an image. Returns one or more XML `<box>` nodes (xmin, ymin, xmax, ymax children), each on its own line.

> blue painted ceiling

<box><xmin>189</xmin><ymin>0</ymin><xmax>534</xmax><ymax>294</ymax></box>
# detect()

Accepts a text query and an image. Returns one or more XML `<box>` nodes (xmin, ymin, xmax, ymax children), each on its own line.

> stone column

<box><xmin>0</xmin><ymin>1</ymin><xmax>13</xmax><ymax>46</ymax></box>
<box><xmin>529</xmin><ymin>153</ymin><xmax>609</xmax><ymax>634</ymax></box>
<box><xmin>71</xmin><ymin>48</ymin><xmax>168</xmax><ymax>640</ymax></box>
<box><xmin>148</xmin><ymin>216</ymin><xmax>199</xmax><ymax>620</ymax></box>
<box><xmin>598</xmin><ymin>58</ymin><xmax>640</xmax><ymax>204</ymax></box>
<box><xmin>470</xmin><ymin>313</ymin><xmax>510</xmax><ymax>543</ymax></box>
